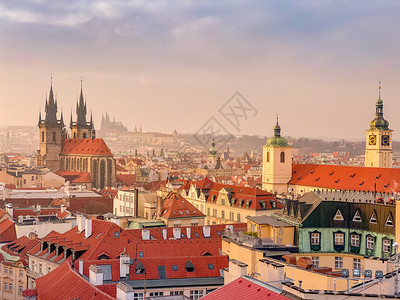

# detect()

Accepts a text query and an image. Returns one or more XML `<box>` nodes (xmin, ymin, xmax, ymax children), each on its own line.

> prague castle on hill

<box><xmin>36</xmin><ymin>81</ymin><xmax>116</xmax><ymax>189</ymax></box>
<box><xmin>262</xmin><ymin>86</ymin><xmax>398</xmax><ymax>195</ymax></box>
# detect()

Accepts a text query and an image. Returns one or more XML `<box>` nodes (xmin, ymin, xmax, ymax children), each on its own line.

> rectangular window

<box><xmin>367</xmin><ymin>236</ymin><xmax>375</xmax><ymax>250</ymax></box>
<box><xmin>311</xmin><ymin>232</ymin><xmax>320</xmax><ymax>245</ymax></box>
<box><xmin>9</xmin><ymin>268</ymin><xmax>13</xmax><ymax>275</ymax></box>
<box><xmin>39</xmin><ymin>264</ymin><xmax>43</xmax><ymax>274</ymax></box>
<box><xmin>311</xmin><ymin>256</ymin><xmax>319</xmax><ymax>268</ymax></box>
<box><xmin>133</xmin><ymin>293</ymin><xmax>144</xmax><ymax>300</ymax></box>
<box><xmin>19</xmin><ymin>270</ymin><xmax>23</xmax><ymax>277</ymax></box>
<box><xmin>334</xmin><ymin>232</ymin><xmax>344</xmax><ymax>245</ymax></box>
<box><xmin>9</xmin><ymin>283</ymin><xmax>12</xmax><ymax>291</ymax></box>
<box><xmin>237</xmin><ymin>213</ymin><xmax>241</xmax><ymax>222</ymax></box>
<box><xmin>353</xmin><ymin>258</ymin><xmax>361</xmax><ymax>270</ymax></box>
<box><xmin>207</xmin><ymin>208</ymin><xmax>211</xmax><ymax>216</ymax></box>
<box><xmin>221</xmin><ymin>210</ymin><xmax>225</xmax><ymax>219</ymax></box>
<box><xmin>334</xmin><ymin>257</ymin><xmax>343</xmax><ymax>269</ymax></box>
<box><xmin>19</xmin><ymin>286</ymin><xmax>23</xmax><ymax>294</ymax></box>
<box><xmin>190</xmin><ymin>290</ymin><xmax>204</xmax><ymax>300</ymax></box>
<box><xmin>4</xmin><ymin>267</ymin><xmax>7</xmax><ymax>274</ymax></box>
<box><xmin>230</xmin><ymin>212</ymin><xmax>234</xmax><ymax>221</ymax></box>
<box><xmin>213</xmin><ymin>209</ymin><xmax>217</xmax><ymax>217</ymax></box>
<box><xmin>4</xmin><ymin>283</ymin><xmax>7</xmax><ymax>290</ymax></box>
<box><xmin>139</xmin><ymin>251</ymin><xmax>144</xmax><ymax>258</ymax></box>
<box><xmin>170</xmin><ymin>291</ymin><xmax>184</xmax><ymax>295</ymax></box>
<box><xmin>383</xmin><ymin>239</ymin><xmax>391</xmax><ymax>253</ymax></box>
<box><xmin>149</xmin><ymin>292</ymin><xmax>164</xmax><ymax>296</ymax></box>
<box><xmin>351</xmin><ymin>234</ymin><xmax>360</xmax><ymax>247</ymax></box>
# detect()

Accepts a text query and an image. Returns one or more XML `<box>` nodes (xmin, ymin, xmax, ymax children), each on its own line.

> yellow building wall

<box><xmin>246</xmin><ymin>220</ymin><xmax>295</xmax><ymax>245</ymax></box>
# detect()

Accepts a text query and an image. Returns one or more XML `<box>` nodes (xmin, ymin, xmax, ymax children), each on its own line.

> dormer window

<box><xmin>185</xmin><ymin>261</ymin><xmax>194</xmax><ymax>272</ymax></box>
<box><xmin>385</xmin><ymin>214</ymin><xmax>394</xmax><ymax>227</ymax></box>
<box><xmin>333</xmin><ymin>209</ymin><xmax>344</xmax><ymax>221</ymax></box>
<box><xmin>136</xmin><ymin>262</ymin><xmax>145</xmax><ymax>274</ymax></box>
<box><xmin>352</xmin><ymin>211</ymin><xmax>362</xmax><ymax>222</ymax></box>
<box><xmin>370</xmin><ymin>212</ymin><xmax>377</xmax><ymax>224</ymax></box>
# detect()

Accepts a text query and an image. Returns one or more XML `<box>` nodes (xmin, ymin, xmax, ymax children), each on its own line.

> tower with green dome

<box><xmin>262</xmin><ymin>116</ymin><xmax>292</xmax><ymax>194</ymax></box>
<box><xmin>365</xmin><ymin>83</ymin><xmax>393</xmax><ymax>168</ymax></box>
<box><xmin>207</xmin><ymin>136</ymin><xmax>218</xmax><ymax>164</ymax></box>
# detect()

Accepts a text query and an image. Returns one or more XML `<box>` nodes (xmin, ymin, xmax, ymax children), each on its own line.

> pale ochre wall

<box><xmin>222</xmin><ymin>239</ymin><xmax>264</xmax><ymax>276</ymax></box>
<box><xmin>293</xmin><ymin>253</ymin><xmax>393</xmax><ymax>275</ymax></box>
<box><xmin>262</xmin><ymin>145</ymin><xmax>292</xmax><ymax>194</ymax></box>
<box><xmin>246</xmin><ymin>220</ymin><xmax>295</xmax><ymax>245</ymax></box>
<box><xmin>365</xmin><ymin>129</ymin><xmax>393</xmax><ymax>168</ymax></box>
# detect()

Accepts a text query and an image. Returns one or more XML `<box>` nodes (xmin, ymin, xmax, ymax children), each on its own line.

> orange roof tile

<box><xmin>34</xmin><ymin>261</ymin><xmax>114</xmax><ymax>300</ymax></box>
<box><xmin>161</xmin><ymin>193</ymin><xmax>205</xmax><ymax>219</ymax></box>
<box><xmin>290</xmin><ymin>164</ymin><xmax>400</xmax><ymax>194</ymax></box>
<box><xmin>61</xmin><ymin>138</ymin><xmax>113</xmax><ymax>156</ymax></box>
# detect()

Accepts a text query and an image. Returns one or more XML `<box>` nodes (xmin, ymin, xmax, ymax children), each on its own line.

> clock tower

<box><xmin>365</xmin><ymin>83</ymin><xmax>393</xmax><ymax>168</ymax></box>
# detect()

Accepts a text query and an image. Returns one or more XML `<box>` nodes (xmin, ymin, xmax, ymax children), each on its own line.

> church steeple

<box><xmin>369</xmin><ymin>81</ymin><xmax>389</xmax><ymax>130</ymax></box>
<box><xmin>274</xmin><ymin>114</ymin><xmax>281</xmax><ymax>137</ymax></box>
<box><xmin>76</xmin><ymin>78</ymin><xmax>87</xmax><ymax>126</ymax></box>
<box><xmin>45</xmin><ymin>78</ymin><xmax>58</xmax><ymax>124</ymax></box>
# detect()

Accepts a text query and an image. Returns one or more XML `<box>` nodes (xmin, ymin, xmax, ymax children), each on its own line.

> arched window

<box><xmin>41</xmin><ymin>131</ymin><xmax>45</xmax><ymax>142</ymax></box>
<box><xmin>280</xmin><ymin>151</ymin><xmax>285</xmax><ymax>163</ymax></box>
<box><xmin>52</xmin><ymin>132</ymin><xmax>56</xmax><ymax>143</ymax></box>
<box><xmin>83</xmin><ymin>132</ymin><xmax>87</xmax><ymax>138</ymax></box>
<box><xmin>266</xmin><ymin>152</ymin><xmax>270</xmax><ymax>162</ymax></box>
<box><xmin>73</xmin><ymin>132</ymin><xmax>76</xmax><ymax>138</ymax></box>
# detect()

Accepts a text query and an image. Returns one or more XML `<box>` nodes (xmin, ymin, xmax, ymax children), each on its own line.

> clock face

<box><xmin>382</xmin><ymin>135</ymin><xmax>390</xmax><ymax>146</ymax></box>
<box><xmin>369</xmin><ymin>134</ymin><xmax>376</xmax><ymax>145</ymax></box>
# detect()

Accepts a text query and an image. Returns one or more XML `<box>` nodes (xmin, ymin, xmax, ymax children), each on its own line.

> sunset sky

<box><xmin>1</xmin><ymin>0</ymin><xmax>399</xmax><ymax>140</ymax></box>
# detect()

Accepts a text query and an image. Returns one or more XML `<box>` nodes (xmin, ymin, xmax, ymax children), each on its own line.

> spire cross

<box><xmin>276</xmin><ymin>113</ymin><xmax>279</xmax><ymax>125</ymax></box>
<box><xmin>81</xmin><ymin>76</ymin><xmax>83</xmax><ymax>90</ymax></box>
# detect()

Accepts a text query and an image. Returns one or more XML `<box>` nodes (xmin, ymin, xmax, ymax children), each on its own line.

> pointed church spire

<box><xmin>70</xmin><ymin>111</ymin><xmax>73</xmax><ymax>127</ymax></box>
<box><xmin>38</xmin><ymin>109</ymin><xmax>42</xmax><ymax>125</ymax></box>
<box><xmin>76</xmin><ymin>78</ymin><xmax>87</xmax><ymax>125</ymax></box>
<box><xmin>45</xmin><ymin>76</ymin><xmax>58</xmax><ymax>124</ymax></box>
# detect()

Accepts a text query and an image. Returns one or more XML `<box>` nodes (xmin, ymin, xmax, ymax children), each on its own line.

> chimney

<box><xmin>161</xmin><ymin>228</ymin><xmax>167</xmax><ymax>239</ymax></box>
<box><xmin>77</xmin><ymin>215</ymin><xmax>83</xmax><ymax>232</ymax></box>
<box><xmin>202</xmin><ymin>226</ymin><xmax>211</xmax><ymax>238</ymax></box>
<box><xmin>18</xmin><ymin>215</ymin><xmax>24</xmax><ymax>223</ymax></box>
<box><xmin>119</xmin><ymin>254</ymin><xmax>130</xmax><ymax>278</ymax></box>
<box><xmin>5</xmin><ymin>203</ymin><xmax>13</xmax><ymax>218</ymax></box>
<box><xmin>79</xmin><ymin>259</ymin><xmax>84</xmax><ymax>275</ymax></box>
<box><xmin>60</xmin><ymin>204</ymin><xmax>66</xmax><ymax>213</ymax></box>
<box><xmin>141</xmin><ymin>229</ymin><xmax>150</xmax><ymax>240</ymax></box>
<box><xmin>89</xmin><ymin>265</ymin><xmax>103</xmax><ymax>286</ymax></box>
<box><xmin>186</xmin><ymin>227</ymin><xmax>191</xmax><ymax>239</ymax></box>
<box><xmin>173</xmin><ymin>227</ymin><xmax>181</xmax><ymax>239</ymax></box>
<box><xmin>116</xmin><ymin>282</ymin><xmax>134</xmax><ymax>300</ymax></box>
<box><xmin>134</xmin><ymin>189</ymin><xmax>139</xmax><ymax>218</ymax></box>
<box><xmin>156</xmin><ymin>196</ymin><xmax>162</xmax><ymax>218</ymax></box>
<box><xmin>85</xmin><ymin>217</ymin><xmax>92</xmax><ymax>238</ymax></box>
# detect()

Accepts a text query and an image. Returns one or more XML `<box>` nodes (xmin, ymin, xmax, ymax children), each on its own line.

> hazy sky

<box><xmin>1</xmin><ymin>0</ymin><xmax>400</xmax><ymax>140</ymax></box>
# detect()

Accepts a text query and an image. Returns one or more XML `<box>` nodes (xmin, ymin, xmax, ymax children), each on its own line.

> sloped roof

<box><xmin>116</xmin><ymin>174</ymin><xmax>136</xmax><ymax>186</ymax></box>
<box><xmin>1</xmin><ymin>235</ymin><xmax>39</xmax><ymax>261</ymax></box>
<box><xmin>202</xmin><ymin>276</ymin><xmax>289</xmax><ymax>300</ymax></box>
<box><xmin>34</xmin><ymin>261</ymin><xmax>114</xmax><ymax>300</ymax></box>
<box><xmin>55</xmin><ymin>171</ymin><xmax>91</xmax><ymax>183</ymax></box>
<box><xmin>161</xmin><ymin>193</ymin><xmax>205</xmax><ymax>219</ymax></box>
<box><xmin>290</xmin><ymin>163</ymin><xmax>400</xmax><ymax>194</ymax></box>
<box><xmin>61</xmin><ymin>138</ymin><xmax>113</xmax><ymax>156</ymax></box>
<box><xmin>0</xmin><ymin>219</ymin><xmax>16</xmax><ymax>242</ymax></box>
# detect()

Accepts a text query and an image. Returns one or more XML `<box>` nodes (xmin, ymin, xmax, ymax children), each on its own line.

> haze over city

<box><xmin>1</xmin><ymin>0</ymin><xmax>400</xmax><ymax>139</ymax></box>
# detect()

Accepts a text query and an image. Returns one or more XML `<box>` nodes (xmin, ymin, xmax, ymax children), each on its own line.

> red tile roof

<box><xmin>161</xmin><ymin>193</ymin><xmax>205</xmax><ymax>219</ymax></box>
<box><xmin>1</xmin><ymin>235</ymin><xmax>39</xmax><ymax>262</ymax></box>
<box><xmin>202</xmin><ymin>276</ymin><xmax>289</xmax><ymax>300</ymax></box>
<box><xmin>0</xmin><ymin>219</ymin><xmax>16</xmax><ymax>242</ymax></box>
<box><xmin>116</xmin><ymin>174</ymin><xmax>136</xmax><ymax>186</ymax></box>
<box><xmin>12</xmin><ymin>208</ymin><xmax>60</xmax><ymax>219</ymax></box>
<box><xmin>116</xmin><ymin>164</ymin><xmax>128</xmax><ymax>172</ymax></box>
<box><xmin>34</xmin><ymin>261</ymin><xmax>114</xmax><ymax>300</ymax></box>
<box><xmin>61</xmin><ymin>138</ymin><xmax>113</xmax><ymax>156</ymax></box>
<box><xmin>290</xmin><ymin>164</ymin><xmax>400</xmax><ymax>194</ymax></box>
<box><xmin>55</xmin><ymin>171</ymin><xmax>92</xmax><ymax>183</ymax></box>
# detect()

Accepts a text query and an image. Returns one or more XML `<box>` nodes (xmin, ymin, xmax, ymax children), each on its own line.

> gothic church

<box><xmin>37</xmin><ymin>81</ymin><xmax>116</xmax><ymax>189</ymax></box>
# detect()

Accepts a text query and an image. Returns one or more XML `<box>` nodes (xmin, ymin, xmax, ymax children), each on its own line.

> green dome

<box><xmin>208</xmin><ymin>137</ymin><xmax>217</xmax><ymax>155</ymax></box>
<box><xmin>266</xmin><ymin>136</ymin><xmax>289</xmax><ymax>147</ymax></box>
<box><xmin>369</xmin><ymin>97</ymin><xmax>389</xmax><ymax>130</ymax></box>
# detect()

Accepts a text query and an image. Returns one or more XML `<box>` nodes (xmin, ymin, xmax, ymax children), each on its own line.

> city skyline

<box><xmin>1</xmin><ymin>1</ymin><xmax>400</xmax><ymax>140</ymax></box>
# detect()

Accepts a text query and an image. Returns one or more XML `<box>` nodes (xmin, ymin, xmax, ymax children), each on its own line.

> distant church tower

<box><xmin>37</xmin><ymin>79</ymin><xmax>67</xmax><ymax>172</ymax></box>
<box><xmin>262</xmin><ymin>116</ymin><xmax>292</xmax><ymax>194</ymax></box>
<box><xmin>365</xmin><ymin>83</ymin><xmax>393</xmax><ymax>168</ymax></box>
<box><xmin>70</xmin><ymin>80</ymin><xmax>95</xmax><ymax>139</ymax></box>
<box><xmin>207</xmin><ymin>136</ymin><xmax>218</xmax><ymax>164</ymax></box>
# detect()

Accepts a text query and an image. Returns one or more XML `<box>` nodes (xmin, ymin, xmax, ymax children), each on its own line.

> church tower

<box><xmin>207</xmin><ymin>136</ymin><xmax>218</xmax><ymax>164</ymax></box>
<box><xmin>365</xmin><ymin>83</ymin><xmax>393</xmax><ymax>168</ymax></box>
<box><xmin>37</xmin><ymin>79</ymin><xmax>66</xmax><ymax>172</ymax></box>
<box><xmin>70</xmin><ymin>80</ymin><xmax>95</xmax><ymax>139</ymax></box>
<box><xmin>262</xmin><ymin>116</ymin><xmax>292</xmax><ymax>194</ymax></box>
